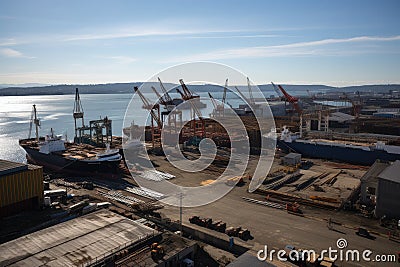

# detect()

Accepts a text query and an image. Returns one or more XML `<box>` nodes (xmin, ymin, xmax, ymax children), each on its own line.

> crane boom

<box><xmin>179</xmin><ymin>79</ymin><xmax>199</xmax><ymax>99</ymax></box>
<box><xmin>222</xmin><ymin>78</ymin><xmax>228</xmax><ymax>104</ymax></box>
<box><xmin>235</xmin><ymin>86</ymin><xmax>250</xmax><ymax>104</ymax></box>
<box><xmin>151</xmin><ymin>86</ymin><xmax>165</xmax><ymax>105</ymax></box>
<box><xmin>271</xmin><ymin>82</ymin><xmax>283</xmax><ymax>97</ymax></box>
<box><xmin>176</xmin><ymin>88</ymin><xmax>203</xmax><ymax>120</ymax></box>
<box><xmin>208</xmin><ymin>92</ymin><xmax>218</xmax><ymax>110</ymax></box>
<box><xmin>247</xmin><ymin>77</ymin><xmax>255</xmax><ymax>104</ymax></box>
<box><xmin>134</xmin><ymin>86</ymin><xmax>162</xmax><ymax>128</ymax></box>
<box><xmin>158</xmin><ymin>77</ymin><xmax>173</xmax><ymax>103</ymax></box>
<box><xmin>271</xmin><ymin>82</ymin><xmax>302</xmax><ymax>114</ymax></box>
<box><xmin>277</xmin><ymin>84</ymin><xmax>299</xmax><ymax>103</ymax></box>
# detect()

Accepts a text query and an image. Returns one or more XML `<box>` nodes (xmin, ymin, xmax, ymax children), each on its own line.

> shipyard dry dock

<box><xmin>0</xmin><ymin>210</ymin><xmax>159</xmax><ymax>266</ymax></box>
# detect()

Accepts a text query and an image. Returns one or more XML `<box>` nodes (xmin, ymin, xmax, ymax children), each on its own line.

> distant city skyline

<box><xmin>0</xmin><ymin>0</ymin><xmax>399</xmax><ymax>86</ymax></box>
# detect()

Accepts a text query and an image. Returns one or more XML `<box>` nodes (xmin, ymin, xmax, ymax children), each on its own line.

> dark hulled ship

<box><xmin>19</xmin><ymin>90</ymin><xmax>123</xmax><ymax>177</ymax></box>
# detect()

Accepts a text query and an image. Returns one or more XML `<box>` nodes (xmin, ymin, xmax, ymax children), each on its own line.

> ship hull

<box><xmin>277</xmin><ymin>140</ymin><xmax>400</xmax><ymax>165</ymax></box>
<box><xmin>23</xmin><ymin>146</ymin><xmax>121</xmax><ymax>177</ymax></box>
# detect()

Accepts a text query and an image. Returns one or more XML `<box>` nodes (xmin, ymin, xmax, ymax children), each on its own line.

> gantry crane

<box><xmin>151</xmin><ymin>85</ymin><xmax>182</xmax><ymax>131</ymax></box>
<box><xmin>134</xmin><ymin>86</ymin><xmax>162</xmax><ymax>148</ymax></box>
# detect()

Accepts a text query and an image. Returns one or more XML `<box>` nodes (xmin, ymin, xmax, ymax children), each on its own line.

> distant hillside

<box><xmin>0</xmin><ymin>82</ymin><xmax>398</xmax><ymax>96</ymax></box>
<box><xmin>0</xmin><ymin>83</ymin><xmax>49</xmax><ymax>89</ymax></box>
<box><xmin>327</xmin><ymin>84</ymin><xmax>400</xmax><ymax>93</ymax></box>
<box><xmin>0</xmin><ymin>83</ymin><xmax>143</xmax><ymax>95</ymax></box>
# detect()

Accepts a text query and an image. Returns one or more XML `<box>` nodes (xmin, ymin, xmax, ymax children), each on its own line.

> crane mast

<box><xmin>29</xmin><ymin>104</ymin><xmax>40</xmax><ymax>141</ymax></box>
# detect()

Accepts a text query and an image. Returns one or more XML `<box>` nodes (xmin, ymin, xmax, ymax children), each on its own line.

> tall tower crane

<box><xmin>73</xmin><ymin>88</ymin><xmax>85</xmax><ymax>140</ymax></box>
<box><xmin>29</xmin><ymin>104</ymin><xmax>40</xmax><ymax>141</ymax></box>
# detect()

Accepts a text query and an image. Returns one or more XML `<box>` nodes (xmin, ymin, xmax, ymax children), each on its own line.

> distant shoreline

<box><xmin>0</xmin><ymin>83</ymin><xmax>398</xmax><ymax>96</ymax></box>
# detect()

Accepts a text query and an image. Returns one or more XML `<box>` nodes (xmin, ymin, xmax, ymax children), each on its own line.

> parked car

<box><xmin>356</xmin><ymin>227</ymin><xmax>376</xmax><ymax>240</ymax></box>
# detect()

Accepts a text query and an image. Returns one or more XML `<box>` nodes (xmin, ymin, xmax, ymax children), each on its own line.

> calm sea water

<box><xmin>0</xmin><ymin>92</ymin><xmax>243</xmax><ymax>163</ymax></box>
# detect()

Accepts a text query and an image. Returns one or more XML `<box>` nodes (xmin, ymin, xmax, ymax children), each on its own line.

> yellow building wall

<box><xmin>0</xmin><ymin>167</ymin><xmax>43</xmax><ymax>208</ymax></box>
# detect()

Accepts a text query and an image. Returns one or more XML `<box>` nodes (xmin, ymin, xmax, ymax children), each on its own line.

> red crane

<box><xmin>271</xmin><ymin>82</ymin><xmax>302</xmax><ymax>114</ymax></box>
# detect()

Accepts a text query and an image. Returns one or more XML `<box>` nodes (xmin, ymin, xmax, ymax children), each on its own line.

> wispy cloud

<box><xmin>1</xmin><ymin>28</ymin><xmax>285</xmax><ymax>46</ymax></box>
<box><xmin>168</xmin><ymin>35</ymin><xmax>400</xmax><ymax>61</ymax></box>
<box><xmin>183</xmin><ymin>34</ymin><xmax>282</xmax><ymax>39</ymax></box>
<box><xmin>62</xmin><ymin>28</ymin><xmax>256</xmax><ymax>42</ymax></box>
<box><xmin>102</xmin><ymin>56</ymin><xmax>137</xmax><ymax>64</ymax></box>
<box><xmin>0</xmin><ymin>48</ymin><xmax>34</xmax><ymax>58</ymax></box>
<box><xmin>0</xmin><ymin>38</ymin><xmax>18</xmax><ymax>46</ymax></box>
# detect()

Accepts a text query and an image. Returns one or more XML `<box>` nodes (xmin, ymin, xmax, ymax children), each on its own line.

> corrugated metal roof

<box><xmin>330</xmin><ymin>112</ymin><xmax>355</xmax><ymax>122</ymax></box>
<box><xmin>378</xmin><ymin>160</ymin><xmax>400</xmax><ymax>183</ymax></box>
<box><xmin>0</xmin><ymin>159</ymin><xmax>28</xmax><ymax>177</ymax></box>
<box><xmin>0</xmin><ymin>210</ymin><xmax>158</xmax><ymax>266</ymax></box>
<box><xmin>361</xmin><ymin>160</ymin><xmax>390</xmax><ymax>182</ymax></box>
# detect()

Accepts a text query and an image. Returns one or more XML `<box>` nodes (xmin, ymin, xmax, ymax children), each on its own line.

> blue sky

<box><xmin>0</xmin><ymin>0</ymin><xmax>399</xmax><ymax>86</ymax></box>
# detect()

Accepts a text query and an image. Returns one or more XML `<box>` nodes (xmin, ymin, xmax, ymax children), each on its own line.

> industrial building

<box><xmin>282</xmin><ymin>153</ymin><xmax>301</xmax><ymax>166</ymax></box>
<box><xmin>375</xmin><ymin>160</ymin><xmax>400</xmax><ymax>219</ymax></box>
<box><xmin>0</xmin><ymin>210</ymin><xmax>196</xmax><ymax>267</ymax></box>
<box><xmin>359</xmin><ymin>160</ymin><xmax>400</xmax><ymax>219</ymax></box>
<box><xmin>360</xmin><ymin>160</ymin><xmax>390</xmax><ymax>205</ymax></box>
<box><xmin>0</xmin><ymin>159</ymin><xmax>43</xmax><ymax>218</ymax></box>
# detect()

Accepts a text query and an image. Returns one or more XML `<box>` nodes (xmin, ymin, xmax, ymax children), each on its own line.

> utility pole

<box><xmin>179</xmin><ymin>192</ymin><xmax>183</xmax><ymax>237</ymax></box>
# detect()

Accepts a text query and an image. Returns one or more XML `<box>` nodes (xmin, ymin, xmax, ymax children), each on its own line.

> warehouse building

<box><xmin>0</xmin><ymin>159</ymin><xmax>43</xmax><ymax>218</ymax></box>
<box><xmin>282</xmin><ymin>153</ymin><xmax>301</xmax><ymax>166</ymax></box>
<box><xmin>360</xmin><ymin>160</ymin><xmax>390</xmax><ymax>205</ymax></box>
<box><xmin>360</xmin><ymin>160</ymin><xmax>400</xmax><ymax>219</ymax></box>
<box><xmin>0</xmin><ymin>210</ymin><xmax>196</xmax><ymax>267</ymax></box>
<box><xmin>375</xmin><ymin>160</ymin><xmax>400</xmax><ymax>219</ymax></box>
